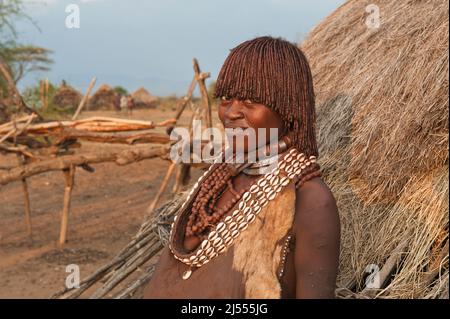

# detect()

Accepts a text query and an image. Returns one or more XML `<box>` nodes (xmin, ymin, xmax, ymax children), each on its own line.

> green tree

<box><xmin>0</xmin><ymin>0</ymin><xmax>53</xmax><ymax>94</ymax></box>
<box><xmin>113</xmin><ymin>86</ymin><xmax>128</xmax><ymax>96</ymax></box>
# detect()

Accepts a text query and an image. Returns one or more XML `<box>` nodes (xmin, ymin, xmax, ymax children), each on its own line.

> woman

<box><xmin>143</xmin><ymin>36</ymin><xmax>340</xmax><ymax>299</ymax></box>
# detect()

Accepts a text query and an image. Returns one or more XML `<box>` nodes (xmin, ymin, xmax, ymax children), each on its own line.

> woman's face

<box><xmin>218</xmin><ymin>97</ymin><xmax>285</xmax><ymax>153</ymax></box>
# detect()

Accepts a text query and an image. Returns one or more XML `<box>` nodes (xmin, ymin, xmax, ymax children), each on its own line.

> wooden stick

<box><xmin>40</xmin><ymin>80</ymin><xmax>45</xmax><ymax>112</ymax></box>
<box><xmin>53</xmin><ymin>228</ymin><xmax>160</xmax><ymax>298</ymax></box>
<box><xmin>0</xmin><ymin>144</ymin><xmax>36</xmax><ymax>158</ymax></box>
<box><xmin>72</xmin><ymin>77</ymin><xmax>97</xmax><ymax>120</ymax></box>
<box><xmin>16</xmin><ymin>154</ymin><xmax>33</xmax><ymax>238</ymax></box>
<box><xmin>52</xmin><ymin>128</ymin><xmax>170</xmax><ymax>145</ymax></box>
<box><xmin>0</xmin><ymin>144</ymin><xmax>170</xmax><ymax>185</ymax></box>
<box><xmin>362</xmin><ymin>238</ymin><xmax>409</xmax><ymax>296</ymax></box>
<box><xmin>0</xmin><ymin>114</ymin><xmax>37</xmax><ymax>144</ymax></box>
<box><xmin>44</xmin><ymin>78</ymin><xmax>49</xmax><ymax>112</ymax></box>
<box><xmin>165</xmin><ymin>76</ymin><xmax>198</xmax><ymax>135</ymax></box>
<box><xmin>0</xmin><ymin>116</ymin><xmax>176</xmax><ymax>135</ymax></box>
<box><xmin>114</xmin><ymin>266</ymin><xmax>155</xmax><ymax>299</ymax></box>
<box><xmin>21</xmin><ymin>177</ymin><xmax>32</xmax><ymax>237</ymax></box>
<box><xmin>11</xmin><ymin>119</ymin><xmax>33</xmax><ymax>238</ymax></box>
<box><xmin>59</xmin><ymin>165</ymin><xmax>76</xmax><ymax>246</ymax></box>
<box><xmin>174</xmin><ymin>77</ymin><xmax>197</xmax><ymax>121</ymax></box>
<box><xmin>0</xmin><ymin>114</ymin><xmax>33</xmax><ymax>131</ymax></box>
<box><xmin>90</xmin><ymin>238</ymin><xmax>160</xmax><ymax>298</ymax></box>
<box><xmin>172</xmin><ymin>164</ymin><xmax>183</xmax><ymax>193</ymax></box>
<box><xmin>147</xmin><ymin>162</ymin><xmax>176</xmax><ymax>214</ymax></box>
<box><xmin>0</xmin><ymin>128</ymin><xmax>16</xmax><ymax>144</ymax></box>
<box><xmin>193</xmin><ymin>58</ymin><xmax>212</xmax><ymax>129</ymax></box>
<box><xmin>172</xmin><ymin>163</ymin><xmax>190</xmax><ymax>193</ymax></box>
<box><xmin>51</xmin><ymin>194</ymin><xmax>185</xmax><ymax>299</ymax></box>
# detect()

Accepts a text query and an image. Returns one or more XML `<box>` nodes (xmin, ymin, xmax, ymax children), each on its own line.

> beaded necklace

<box><xmin>169</xmin><ymin>148</ymin><xmax>316</xmax><ymax>280</ymax></box>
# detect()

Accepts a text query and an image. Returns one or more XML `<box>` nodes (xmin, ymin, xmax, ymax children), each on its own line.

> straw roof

<box><xmin>301</xmin><ymin>0</ymin><xmax>448</xmax><ymax>298</ymax></box>
<box><xmin>87</xmin><ymin>84</ymin><xmax>119</xmax><ymax>110</ymax></box>
<box><xmin>131</xmin><ymin>87</ymin><xmax>158</xmax><ymax>108</ymax></box>
<box><xmin>52</xmin><ymin>85</ymin><xmax>82</xmax><ymax>110</ymax></box>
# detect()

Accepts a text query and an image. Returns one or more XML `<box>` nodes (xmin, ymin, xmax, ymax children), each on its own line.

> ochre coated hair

<box><xmin>214</xmin><ymin>36</ymin><xmax>318</xmax><ymax>157</ymax></box>
<box><xmin>185</xmin><ymin>36</ymin><xmax>323</xmax><ymax>239</ymax></box>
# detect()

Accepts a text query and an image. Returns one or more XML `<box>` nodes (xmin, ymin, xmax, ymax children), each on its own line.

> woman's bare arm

<box><xmin>294</xmin><ymin>178</ymin><xmax>341</xmax><ymax>299</ymax></box>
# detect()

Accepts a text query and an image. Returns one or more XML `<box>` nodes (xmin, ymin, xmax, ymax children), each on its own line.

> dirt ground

<box><xmin>0</xmin><ymin>107</ymin><xmax>213</xmax><ymax>298</ymax></box>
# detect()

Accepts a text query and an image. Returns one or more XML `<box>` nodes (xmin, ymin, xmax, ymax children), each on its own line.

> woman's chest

<box><xmin>143</xmin><ymin>245</ymin><xmax>245</xmax><ymax>298</ymax></box>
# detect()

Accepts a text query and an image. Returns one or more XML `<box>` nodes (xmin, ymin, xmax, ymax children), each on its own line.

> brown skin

<box><xmin>219</xmin><ymin>97</ymin><xmax>285</xmax><ymax>152</ymax></box>
<box><xmin>184</xmin><ymin>98</ymin><xmax>341</xmax><ymax>298</ymax></box>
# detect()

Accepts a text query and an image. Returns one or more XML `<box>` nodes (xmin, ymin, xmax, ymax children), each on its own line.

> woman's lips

<box><xmin>225</xmin><ymin>126</ymin><xmax>249</xmax><ymax>130</ymax></box>
<box><xmin>223</xmin><ymin>122</ymin><xmax>250</xmax><ymax>129</ymax></box>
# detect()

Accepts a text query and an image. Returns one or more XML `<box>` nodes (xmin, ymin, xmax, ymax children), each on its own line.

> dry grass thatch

<box><xmin>52</xmin><ymin>85</ymin><xmax>82</xmax><ymax>110</ymax></box>
<box><xmin>301</xmin><ymin>0</ymin><xmax>449</xmax><ymax>298</ymax></box>
<box><xmin>131</xmin><ymin>87</ymin><xmax>158</xmax><ymax>108</ymax></box>
<box><xmin>88</xmin><ymin>84</ymin><xmax>118</xmax><ymax>110</ymax></box>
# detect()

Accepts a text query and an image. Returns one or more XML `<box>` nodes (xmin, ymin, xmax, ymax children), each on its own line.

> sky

<box><xmin>15</xmin><ymin>0</ymin><xmax>345</xmax><ymax>96</ymax></box>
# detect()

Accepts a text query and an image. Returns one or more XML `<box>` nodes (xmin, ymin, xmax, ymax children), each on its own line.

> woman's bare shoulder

<box><xmin>293</xmin><ymin>177</ymin><xmax>341</xmax><ymax>299</ymax></box>
<box><xmin>296</xmin><ymin>176</ymin><xmax>337</xmax><ymax>206</ymax></box>
<box><xmin>294</xmin><ymin>177</ymin><xmax>340</xmax><ymax>232</ymax></box>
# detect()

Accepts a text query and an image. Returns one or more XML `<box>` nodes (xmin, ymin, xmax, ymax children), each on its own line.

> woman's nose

<box><xmin>225</xmin><ymin>99</ymin><xmax>244</xmax><ymax>120</ymax></box>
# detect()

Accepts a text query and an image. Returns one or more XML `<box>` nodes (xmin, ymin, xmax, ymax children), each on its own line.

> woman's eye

<box><xmin>220</xmin><ymin>96</ymin><xmax>232</xmax><ymax>105</ymax></box>
<box><xmin>244</xmin><ymin>99</ymin><xmax>253</xmax><ymax>105</ymax></box>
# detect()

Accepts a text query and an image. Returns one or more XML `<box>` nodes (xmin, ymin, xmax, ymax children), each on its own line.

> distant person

<box><xmin>120</xmin><ymin>95</ymin><xmax>128</xmax><ymax>115</ymax></box>
<box><xmin>127</xmin><ymin>95</ymin><xmax>134</xmax><ymax>116</ymax></box>
<box><xmin>114</xmin><ymin>94</ymin><xmax>121</xmax><ymax>113</ymax></box>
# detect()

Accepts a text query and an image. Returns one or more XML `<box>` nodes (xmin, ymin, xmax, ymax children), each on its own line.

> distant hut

<box><xmin>131</xmin><ymin>87</ymin><xmax>158</xmax><ymax>108</ymax></box>
<box><xmin>52</xmin><ymin>84</ymin><xmax>82</xmax><ymax>111</ymax></box>
<box><xmin>88</xmin><ymin>84</ymin><xmax>119</xmax><ymax>110</ymax></box>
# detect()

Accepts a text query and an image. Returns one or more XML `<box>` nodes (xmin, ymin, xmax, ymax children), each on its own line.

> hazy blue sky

<box><xmin>16</xmin><ymin>0</ymin><xmax>345</xmax><ymax>96</ymax></box>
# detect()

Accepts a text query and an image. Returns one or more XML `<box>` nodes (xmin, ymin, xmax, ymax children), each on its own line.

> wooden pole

<box><xmin>16</xmin><ymin>154</ymin><xmax>32</xmax><ymax>238</ymax></box>
<box><xmin>172</xmin><ymin>165</ymin><xmax>183</xmax><ymax>193</ymax></box>
<box><xmin>0</xmin><ymin>144</ymin><xmax>170</xmax><ymax>185</ymax></box>
<box><xmin>0</xmin><ymin>116</ymin><xmax>175</xmax><ymax>136</ymax></box>
<box><xmin>147</xmin><ymin>162</ymin><xmax>176</xmax><ymax>214</ymax></box>
<box><xmin>59</xmin><ymin>165</ymin><xmax>76</xmax><ymax>246</ymax></box>
<box><xmin>72</xmin><ymin>77</ymin><xmax>97</xmax><ymax>120</ymax></box>
<box><xmin>166</xmin><ymin>76</ymin><xmax>197</xmax><ymax>135</ymax></box>
<box><xmin>53</xmin><ymin>128</ymin><xmax>170</xmax><ymax>146</ymax></box>
<box><xmin>172</xmin><ymin>163</ymin><xmax>191</xmax><ymax>193</ymax></box>
<box><xmin>12</xmin><ymin>119</ymin><xmax>33</xmax><ymax>238</ymax></box>
<box><xmin>44</xmin><ymin>78</ymin><xmax>49</xmax><ymax>111</ymax></box>
<box><xmin>40</xmin><ymin>80</ymin><xmax>45</xmax><ymax>112</ymax></box>
<box><xmin>361</xmin><ymin>238</ymin><xmax>409</xmax><ymax>296</ymax></box>
<box><xmin>21</xmin><ymin>177</ymin><xmax>32</xmax><ymax>237</ymax></box>
<box><xmin>193</xmin><ymin>58</ymin><xmax>212</xmax><ymax>130</ymax></box>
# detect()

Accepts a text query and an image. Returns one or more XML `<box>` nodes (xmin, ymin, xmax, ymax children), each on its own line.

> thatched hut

<box><xmin>87</xmin><ymin>84</ymin><xmax>119</xmax><ymax>110</ymax></box>
<box><xmin>52</xmin><ymin>85</ymin><xmax>82</xmax><ymax>110</ymax></box>
<box><xmin>52</xmin><ymin>0</ymin><xmax>448</xmax><ymax>299</ymax></box>
<box><xmin>131</xmin><ymin>87</ymin><xmax>158</xmax><ymax>108</ymax></box>
<box><xmin>300</xmin><ymin>0</ymin><xmax>448</xmax><ymax>298</ymax></box>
